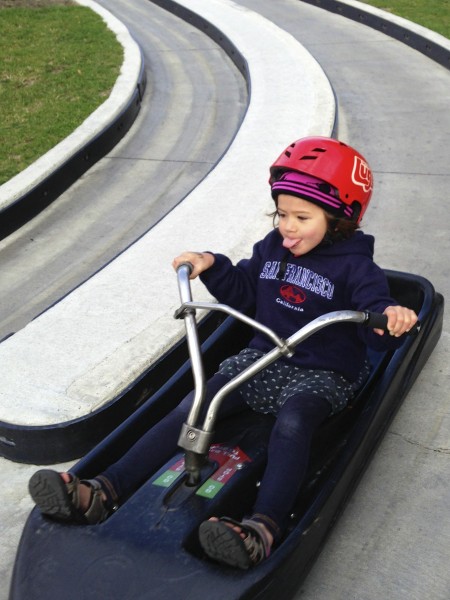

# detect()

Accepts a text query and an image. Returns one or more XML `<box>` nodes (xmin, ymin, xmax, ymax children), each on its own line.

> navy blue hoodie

<box><xmin>200</xmin><ymin>229</ymin><xmax>404</xmax><ymax>382</ymax></box>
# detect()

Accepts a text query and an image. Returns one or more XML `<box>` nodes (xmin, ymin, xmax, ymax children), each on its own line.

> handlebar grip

<box><xmin>365</xmin><ymin>312</ymin><xmax>388</xmax><ymax>331</ymax></box>
<box><xmin>364</xmin><ymin>312</ymin><xmax>421</xmax><ymax>336</ymax></box>
<box><xmin>177</xmin><ymin>261</ymin><xmax>194</xmax><ymax>275</ymax></box>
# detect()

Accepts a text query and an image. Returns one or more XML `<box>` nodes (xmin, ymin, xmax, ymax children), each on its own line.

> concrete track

<box><xmin>0</xmin><ymin>0</ymin><xmax>246</xmax><ymax>340</ymax></box>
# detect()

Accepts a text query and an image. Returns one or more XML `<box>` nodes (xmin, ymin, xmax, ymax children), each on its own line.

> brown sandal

<box><xmin>198</xmin><ymin>517</ymin><xmax>271</xmax><ymax>569</ymax></box>
<box><xmin>28</xmin><ymin>469</ymin><xmax>114</xmax><ymax>524</ymax></box>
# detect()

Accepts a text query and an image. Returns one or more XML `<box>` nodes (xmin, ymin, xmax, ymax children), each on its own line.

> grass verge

<box><xmin>0</xmin><ymin>1</ymin><xmax>123</xmax><ymax>185</ymax></box>
<box><xmin>361</xmin><ymin>0</ymin><xmax>450</xmax><ymax>39</ymax></box>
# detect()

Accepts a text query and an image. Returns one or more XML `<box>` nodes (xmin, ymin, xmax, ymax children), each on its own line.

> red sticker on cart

<box><xmin>152</xmin><ymin>456</ymin><xmax>185</xmax><ymax>487</ymax></box>
<box><xmin>153</xmin><ymin>445</ymin><xmax>251</xmax><ymax>496</ymax></box>
<box><xmin>196</xmin><ymin>445</ymin><xmax>251</xmax><ymax>498</ymax></box>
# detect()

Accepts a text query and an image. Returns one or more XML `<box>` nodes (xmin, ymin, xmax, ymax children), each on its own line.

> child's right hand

<box><xmin>172</xmin><ymin>252</ymin><xmax>215</xmax><ymax>279</ymax></box>
<box><xmin>373</xmin><ymin>305</ymin><xmax>418</xmax><ymax>337</ymax></box>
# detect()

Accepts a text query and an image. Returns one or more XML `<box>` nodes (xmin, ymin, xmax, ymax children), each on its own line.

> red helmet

<box><xmin>269</xmin><ymin>136</ymin><xmax>373</xmax><ymax>223</ymax></box>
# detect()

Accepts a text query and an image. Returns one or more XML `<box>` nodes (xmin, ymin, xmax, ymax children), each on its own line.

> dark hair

<box><xmin>324</xmin><ymin>213</ymin><xmax>360</xmax><ymax>241</ymax></box>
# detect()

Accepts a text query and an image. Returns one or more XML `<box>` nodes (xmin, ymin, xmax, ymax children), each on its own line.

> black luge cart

<box><xmin>9</xmin><ymin>267</ymin><xmax>443</xmax><ymax>600</ymax></box>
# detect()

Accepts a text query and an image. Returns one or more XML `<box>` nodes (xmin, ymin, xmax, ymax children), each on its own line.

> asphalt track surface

<box><xmin>0</xmin><ymin>0</ymin><xmax>247</xmax><ymax>341</ymax></box>
<box><xmin>2</xmin><ymin>1</ymin><xmax>450</xmax><ymax>599</ymax></box>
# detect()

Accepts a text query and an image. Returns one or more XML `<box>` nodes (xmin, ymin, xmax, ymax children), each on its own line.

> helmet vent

<box><xmin>299</xmin><ymin>154</ymin><xmax>317</xmax><ymax>161</ymax></box>
<box><xmin>313</xmin><ymin>147</ymin><xmax>326</xmax><ymax>152</ymax></box>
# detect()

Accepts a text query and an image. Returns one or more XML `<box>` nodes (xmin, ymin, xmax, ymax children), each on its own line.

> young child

<box><xmin>29</xmin><ymin>136</ymin><xmax>417</xmax><ymax>570</ymax></box>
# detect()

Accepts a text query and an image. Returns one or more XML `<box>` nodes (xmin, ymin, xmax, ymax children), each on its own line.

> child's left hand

<box><xmin>374</xmin><ymin>305</ymin><xmax>418</xmax><ymax>337</ymax></box>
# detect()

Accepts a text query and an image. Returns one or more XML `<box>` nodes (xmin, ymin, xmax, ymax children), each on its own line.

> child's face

<box><xmin>277</xmin><ymin>194</ymin><xmax>328</xmax><ymax>257</ymax></box>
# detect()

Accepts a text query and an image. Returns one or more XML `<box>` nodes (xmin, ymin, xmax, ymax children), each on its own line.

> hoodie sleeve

<box><xmin>349</xmin><ymin>258</ymin><xmax>408</xmax><ymax>352</ymax></box>
<box><xmin>199</xmin><ymin>240</ymin><xmax>265</xmax><ymax>312</ymax></box>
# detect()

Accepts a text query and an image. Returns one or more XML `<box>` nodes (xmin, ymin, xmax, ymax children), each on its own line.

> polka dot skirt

<box><xmin>217</xmin><ymin>348</ymin><xmax>371</xmax><ymax>416</ymax></box>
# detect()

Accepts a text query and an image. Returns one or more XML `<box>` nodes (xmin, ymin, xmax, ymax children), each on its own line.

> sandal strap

<box><xmin>239</xmin><ymin>519</ymin><xmax>271</xmax><ymax>565</ymax></box>
<box><xmin>80</xmin><ymin>479</ymin><xmax>112</xmax><ymax>524</ymax></box>
<box><xmin>219</xmin><ymin>517</ymin><xmax>271</xmax><ymax>565</ymax></box>
<box><xmin>64</xmin><ymin>474</ymin><xmax>82</xmax><ymax>511</ymax></box>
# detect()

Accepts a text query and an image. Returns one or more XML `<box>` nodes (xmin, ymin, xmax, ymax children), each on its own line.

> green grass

<box><xmin>0</xmin><ymin>3</ymin><xmax>123</xmax><ymax>185</ymax></box>
<box><xmin>361</xmin><ymin>0</ymin><xmax>450</xmax><ymax>39</ymax></box>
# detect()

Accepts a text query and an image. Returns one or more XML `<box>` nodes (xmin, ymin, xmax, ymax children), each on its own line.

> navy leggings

<box><xmin>100</xmin><ymin>373</ymin><xmax>330</xmax><ymax>539</ymax></box>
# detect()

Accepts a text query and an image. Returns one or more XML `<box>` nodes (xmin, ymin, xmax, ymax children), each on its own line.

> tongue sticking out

<box><xmin>283</xmin><ymin>238</ymin><xmax>301</xmax><ymax>249</ymax></box>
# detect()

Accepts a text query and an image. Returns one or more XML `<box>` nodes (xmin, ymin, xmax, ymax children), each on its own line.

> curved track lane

<box><xmin>239</xmin><ymin>1</ymin><xmax>450</xmax><ymax>599</ymax></box>
<box><xmin>0</xmin><ymin>0</ymin><xmax>247</xmax><ymax>341</ymax></box>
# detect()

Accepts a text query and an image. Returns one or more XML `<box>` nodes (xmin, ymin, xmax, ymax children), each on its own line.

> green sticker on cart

<box><xmin>196</xmin><ymin>479</ymin><xmax>224</xmax><ymax>498</ymax></box>
<box><xmin>153</xmin><ymin>456</ymin><xmax>185</xmax><ymax>488</ymax></box>
<box><xmin>153</xmin><ymin>469</ymin><xmax>183</xmax><ymax>488</ymax></box>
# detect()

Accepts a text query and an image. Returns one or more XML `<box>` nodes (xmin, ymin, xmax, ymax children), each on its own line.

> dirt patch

<box><xmin>0</xmin><ymin>0</ymin><xmax>75</xmax><ymax>7</ymax></box>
